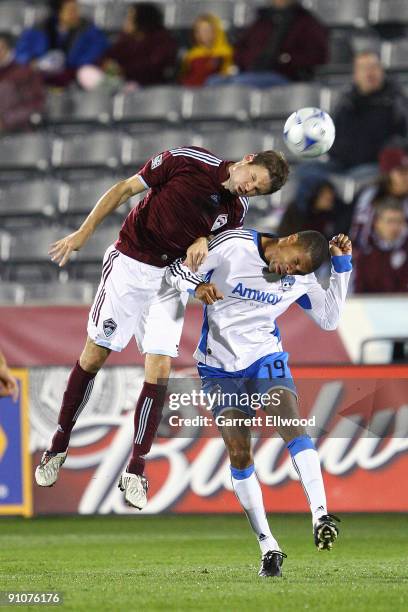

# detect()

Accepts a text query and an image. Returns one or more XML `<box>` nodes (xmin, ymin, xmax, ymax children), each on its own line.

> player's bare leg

<box><xmin>35</xmin><ymin>337</ymin><xmax>110</xmax><ymax>487</ymax></box>
<box><xmin>219</xmin><ymin>410</ymin><xmax>286</xmax><ymax>577</ymax></box>
<box><xmin>119</xmin><ymin>354</ymin><xmax>171</xmax><ymax>510</ymax></box>
<box><xmin>265</xmin><ymin>388</ymin><xmax>340</xmax><ymax>550</ymax></box>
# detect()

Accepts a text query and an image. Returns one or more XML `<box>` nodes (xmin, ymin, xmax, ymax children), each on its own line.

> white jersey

<box><xmin>165</xmin><ymin>229</ymin><xmax>352</xmax><ymax>371</ymax></box>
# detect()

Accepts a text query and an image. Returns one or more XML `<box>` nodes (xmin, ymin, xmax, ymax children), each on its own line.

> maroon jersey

<box><xmin>354</xmin><ymin>234</ymin><xmax>408</xmax><ymax>293</ymax></box>
<box><xmin>115</xmin><ymin>146</ymin><xmax>249</xmax><ymax>267</ymax></box>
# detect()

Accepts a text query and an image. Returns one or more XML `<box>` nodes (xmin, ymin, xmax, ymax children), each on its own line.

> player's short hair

<box><xmin>250</xmin><ymin>150</ymin><xmax>289</xmax><ymax>195</ymax></box>
<box><xmin>297</xmin><ymin>230</ymin><xmax>328</xmax><ymax>271</ymax></box>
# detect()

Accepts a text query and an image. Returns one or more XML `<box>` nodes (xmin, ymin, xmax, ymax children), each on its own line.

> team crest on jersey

<box><xmin>281</xmin><ymin>275</ymin><xmax>296</xmax><ymax>291</ymax></box>
<box><xmin>151</xmin><ymin>154</ymin><xmax>163</xmax><ymax>169</ymax></box>
<box><xmin>211</xmin><ymin>214</ymin><xmax>228</xmax><ymax>231</ymax></box>
<box><xmin>103</xmin><ymin>318</ymin><xmax>117</xmax><ymax>337</ymax></box>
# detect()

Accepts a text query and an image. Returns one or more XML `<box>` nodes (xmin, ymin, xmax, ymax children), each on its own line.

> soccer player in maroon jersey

<box><xmin>35</xmin><ymin>146</ymin><xmax>289</xmax><ymax>509</ymax></box>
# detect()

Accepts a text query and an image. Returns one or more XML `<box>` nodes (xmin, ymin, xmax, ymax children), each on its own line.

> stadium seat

<box><xmin>328</xmin><ymin>174</ymin><xmax>358</xmax><ymax>203</ymax></box>
<box><xmin>23</xmin><ymin>280</ymin><xmax>95</xmax><ymax>304</ymax></box>
<box><xmin>320</xmin><ymin>86</ymin><xmax>344</xmax><ymax>114</ymax></box>
<box><xmin>114</xmin><ymin>87</ymin><xmax>184</xmax><ymax>123</ymax></box>
<box><xmin>75</xmin><ymin>224</ymin><xmax>123</xmax><ymax>262</ymax></box>
<box><xmin>24</xmin><ymin>1</ymin><xmax>50</xmax><ymax>28</ymax></box>
<box><xmin>122</xmin><ymin>130</ymin><xmax>198</xmax><ymax>167</ymax></box>
<box><xmin>59</xmin><ymin>176</ymin><xmax>123</xmax><ymax>218</ymax></box>
<box><xmin>166</xmin><ymin>1</ymin><xmax>237</xmax><ymax>28</ymax></box>
<box><xmin>183</xmin><ymin>86</ymin><xmax>252</xmax><ymax>121</ymax></box>
<box><xmin>0</xmin><ymin>1</ymin><xmax>26</xmax><ymax>35</ymax></box>
<box><xmin>198</xmin><ymin>130</ymin><xmax>271</xmax><ymax>161</ymax></box>
<box><xmin>304</xmin><ymin>0</ymin><xmax>369</xmax><ymax>27</ymax></box>
<box><xmin>0</xmin><ymin>134</ymin><xmax>51</xmax><ymax>172</ymax></box>
<box><xmin>0</xmin><ymin>282</ymin><xmax>25</xmax><ymax>305</ymax></box>
<box><xmin>252</xmin><ymin>84</ymin><xmax>321</xmax><ymax>120</ymax></box>
<box><xmin>96</xmin><ymin>1</ymin><xmax>128</xmax><ymax>32</ymax></box>
<box><xmin>70</xmin><ymin>262</ymin><xmax>104</xmax><ymax>283</ymax></box>
<box><xmin>0</xmin><ymin>180</ymin><xmax>59</xmax><ymax>228</ymax></box>
<box><xmin>5</xmin><ymin>227</ymin><xmax>72</xmax><ymax>263</ymax></box>
<box><xmin>381</xmin><ymin>39</ymin><xmax>408</xmax><ymax>69</ymax></box>
<box><xmin>270</xmin><ymin>179</ymin><xmax>298</xmax><ymax>209</ymax></box>
<box><xmin>2</xmin><ymin>226</ymin><xmax>72</xmax><ymax>282</ymax></box>
<box><xmin>46</xmin><ymin>89</ymin><xmax>113</xmax><ymax>126</ymax></box>
<box><xmin>52</xmin><ymin>132</ymin><xmax>122</xmax><ymax>171</ymax></box>
<box><xmin>369</xmin><ymin>0</ymin><xmax>408</xmax><ymax>25</ymax></box>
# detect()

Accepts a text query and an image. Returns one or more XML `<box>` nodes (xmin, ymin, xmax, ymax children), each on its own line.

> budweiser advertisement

<box><xmin>30</xmin><ymin>365</ymin><xmax>408</xmax><ymax>515</ymax></box>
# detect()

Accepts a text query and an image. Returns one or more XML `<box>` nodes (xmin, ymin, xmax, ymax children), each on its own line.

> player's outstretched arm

<box><xmin>49</xmin><ymin>174</ymin><xmax>146</xmax><ymax>267</ymax></box>
<box><xmin>298</xmin><ymin>234</ymin><xmax>353</xmax><ymax>331</ymax></box>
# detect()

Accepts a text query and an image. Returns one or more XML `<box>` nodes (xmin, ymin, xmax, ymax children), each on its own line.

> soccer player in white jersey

<box><xmin>166</xmin><ymin>229</ymin><xmax>352</xmax><ymax>577</ymax></box>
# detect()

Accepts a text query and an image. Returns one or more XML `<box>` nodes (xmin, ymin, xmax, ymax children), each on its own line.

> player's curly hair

<box><xmin>250</xmin><ymin>151</ymin><xmax>290</xmax><ymax>195</ymax></box>
<box><xmin>297</xmin><ymin>230</ymin><xmax>328</xmax><ymax>271</ymax></box>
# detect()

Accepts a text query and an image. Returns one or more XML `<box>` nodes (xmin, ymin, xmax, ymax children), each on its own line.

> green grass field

<box><xmin>0</xmin><ymin>514</ymin><xmax>407</xmax><ymax>611</ymax></box>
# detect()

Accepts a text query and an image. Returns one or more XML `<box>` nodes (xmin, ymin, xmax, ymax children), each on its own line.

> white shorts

<box><xmin>87</xmin><ymin>245</ymin><xmax>189</xmax><ymax>356</ymax></box>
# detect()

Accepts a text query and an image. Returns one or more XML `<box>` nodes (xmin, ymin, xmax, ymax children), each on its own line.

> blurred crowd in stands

<box><xmin>0</xmin><ymin>0</ymin><xmax>408</xmax><ymax>295</ymax></box>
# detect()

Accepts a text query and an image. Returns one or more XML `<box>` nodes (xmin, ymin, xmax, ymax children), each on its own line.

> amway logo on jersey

<box><xmin>232</xmin><ymin>282</ymin><xmax>282</xmax><ymax>305</ymax></box>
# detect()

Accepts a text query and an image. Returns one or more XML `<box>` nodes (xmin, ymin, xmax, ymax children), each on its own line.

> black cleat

<box><xmin>314</xmin><ymin>514</ymin><xmax>340</xmax><ymax>551</ymax></box>
<box><xmin>258</xmin><ymin>550</ymin><xmax>287</xmax><ymax>577</ymax></box>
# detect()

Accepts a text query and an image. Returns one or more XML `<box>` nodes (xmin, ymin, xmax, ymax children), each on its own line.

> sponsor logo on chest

<box><xmin>231</xmin><ymin>282</ymin><xmax>282</xmax><ymax>305</ymax></box>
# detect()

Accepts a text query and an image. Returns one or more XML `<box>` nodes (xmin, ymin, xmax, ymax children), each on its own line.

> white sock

<box><xmin>287</xmin><ymin>436</ymin><xmax>327</xmax><ymax>525</ymax></box>
<box><xmin>231</xmin><ymin>464</ymin><xmax>280</xmax><ymax>555</ymax></box>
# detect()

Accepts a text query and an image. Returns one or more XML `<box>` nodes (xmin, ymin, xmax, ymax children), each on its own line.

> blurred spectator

<box><xmin>0</xmin><ymin>34</ymin><xmax>45</xmax><ymax>132</ymax></box>
<box><xmin>0</xmin><ymin>350</ymin><xmax>18</xmax><ymax>401</ymax></box>
<box><xmin>329</xmin><ymin>51</ymin><xmax>408</xmax><ymax>177</ymax></box>
<box><xmin>102</xmin><ymin>3</ymin><xmax>177</xmax><ymax>86</ymax></box>
<box><xmin>353</xmin><ymin>199</ymin><xmax>408</xmax><ymax>293</ymax></box>
<box><xmin>180</xmin><ymin>14</ymin><xmax>233</xmax><ymax>87</ymax></box>
<box><xmin>213</xmin><ymin>0</ymin><xmax>328</xmax><ymax>88</ymax></box>
<box><xmin>278</xmin><ymin>176</ymin><xmax>351</xmax><ymax>240</ymax></box>
<box><xmin>15</xmin><ymin>0</ymin><xmax>108</xmax><ymax>86</ymax></box>
<box><xmin>351</xmin><ymin>146</ymin><xmax>408</xmax><ymax>249</ymax></box>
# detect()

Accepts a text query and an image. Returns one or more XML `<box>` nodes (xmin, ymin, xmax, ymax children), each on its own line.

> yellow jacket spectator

<box><xmin>180</xmin><ymin>14</ymin><xmax>233</xmax><ymax>86</ymax></box>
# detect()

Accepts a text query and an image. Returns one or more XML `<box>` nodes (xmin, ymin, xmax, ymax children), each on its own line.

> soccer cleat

<box><xmin>35</xmin><ymin>450</ymin><xmax>67</xmax><ymax>487</ymax></box>
<box><xmin>258</xmin><ymin>550</ymin><xmax>287</xmax><ymax>578</ymax></box>
<box><xmin>118</xmin><ymin>472</ymin><xmax>148</xmax><ymax>510</ymax></box>
<box><xmin>314</xmin><ymin>514</ymin><xmax>340</xmax><ymax>551</ymax></box>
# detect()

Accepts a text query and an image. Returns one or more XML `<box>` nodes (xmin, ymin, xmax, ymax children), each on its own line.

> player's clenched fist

<box><xmin>49</xmin><ymin>228</ymin><xmax>91</xmax><ymax>267</ymax></box>
<box><xmin>329</xmin><ymin>234</ymin><xmax>352</xmax><ymax>257</ymax></box>
<box><xmin>195</xmin><ymin>282</ymin><xmax>224</xmax><ymax>305</ymax></box>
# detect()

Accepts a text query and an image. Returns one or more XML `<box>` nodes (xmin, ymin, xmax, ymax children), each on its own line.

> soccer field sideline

<box><xmin>0</xmin><ymin>514</ymin><xmax>407</xmax><ymax>611</ymax></box>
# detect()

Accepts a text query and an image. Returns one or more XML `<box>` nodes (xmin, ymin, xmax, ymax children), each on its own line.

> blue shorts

<box><xmin>197</xmin><ymin>352</ymin><xmax>297</xmax><ymax>418</ymax></box>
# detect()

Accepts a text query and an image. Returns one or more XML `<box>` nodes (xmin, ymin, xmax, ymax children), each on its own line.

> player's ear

<box><xmin>287</xmin><ymin>233</ymin><xmax>298</xmax><ymax>244</ymax></box>
<box><xmin>243</xmin><ymin>153</ymin><xmax>255</xmax><ymax>162</ymax></box>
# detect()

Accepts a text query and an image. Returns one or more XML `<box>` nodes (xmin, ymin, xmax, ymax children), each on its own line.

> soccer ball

<box><xmin>283</xmin><ymin>107</ymin><xmax>335</xmax><ymax>158</ymax></box>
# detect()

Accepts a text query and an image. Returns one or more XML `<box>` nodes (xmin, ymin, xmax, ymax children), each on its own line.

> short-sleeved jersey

<box><xmin>115</xmin><ymin>146</ymin><xmax>249</xmax><ymax>267</ymax></box>
<box><xmin>166</xmin><ymin>229</ymin><xmax>352</xmax><ymax>371</ymax></box>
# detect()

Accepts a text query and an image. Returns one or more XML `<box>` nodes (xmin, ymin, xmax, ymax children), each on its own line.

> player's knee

<box><xmin>79</xmin><ymin>343</ymin><xmax>109</xmax><ymax>374</ymax></box>
<box><xmin>145</xmin><ymin>354</ymin><xmax>172</xmax><ymax>383</ymax></box>
<box><xmin>228</xmin><ymin>444</ymin><xmax>252</xmax><ymax>469</ymax></box>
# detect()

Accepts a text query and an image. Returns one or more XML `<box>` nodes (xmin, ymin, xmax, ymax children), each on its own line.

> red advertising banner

<box><xmin>0</xmin><ymin>305</ymin><xmax>350</xmax><ymax>366</ymax></box>
<box><xmin>31</xmin><ymin>365</ymin><xmax>408</xmax><ymax>515</ymax></box>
